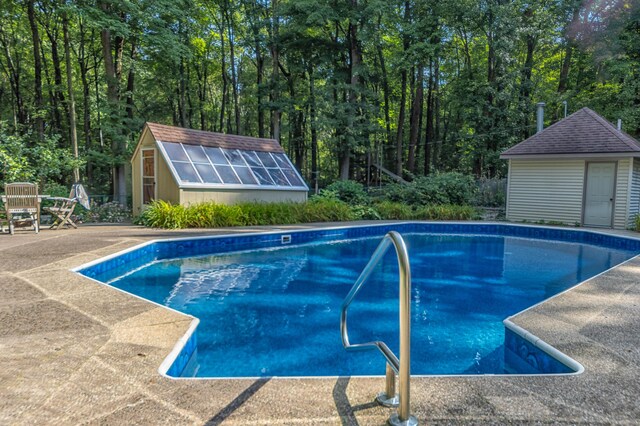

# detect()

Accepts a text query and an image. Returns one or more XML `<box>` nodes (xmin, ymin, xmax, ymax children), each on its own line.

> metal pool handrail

<box><xmin>340</xmin><ymin>231</ymin><xmax>417</xmax><ymax>426</ymax></box>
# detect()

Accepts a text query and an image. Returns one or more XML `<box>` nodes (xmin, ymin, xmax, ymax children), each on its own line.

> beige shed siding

<box><xmin>180</xmin><ymin>188</ymin><xmax>307</xmax><ymax>205</ymax></box>
<box><xmin>613</xmin><ymin>158</ymin><xmax>630</xmax><ymax>229</ymax></box>
<box><xmin>156</xmin><ymin>155</ymin><xmax>180</xmax><ymax>204</ymax></box>
<box><xmin>506</xmin><ymin>159</ymin><xmax>585</xmax><ymax>225</ymax></box>
<box><xmin>131</xmin><ymin>130</ymin><xmax>180</xmax><ymax>216</ymax></box>
<box><xmin>628</xmin><ymin>159</ymin><xmax>640</xmax><ymax>227</ymax></box>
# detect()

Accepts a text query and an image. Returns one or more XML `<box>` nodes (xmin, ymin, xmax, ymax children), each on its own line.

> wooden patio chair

<box><xmin>4</xmin><ymin>182</ymin><xmax>40</xmax><ymax>235</ymax></box>
<box><xmin>44</xmin><ymin>183</ymin><xmax>89</xmax><ymax>230</ymax></box>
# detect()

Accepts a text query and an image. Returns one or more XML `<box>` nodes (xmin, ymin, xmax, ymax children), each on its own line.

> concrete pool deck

<box><xmin>1</xmin><ymin>222</ymin><xmax>639</xmax><ymax>425</ymax></box>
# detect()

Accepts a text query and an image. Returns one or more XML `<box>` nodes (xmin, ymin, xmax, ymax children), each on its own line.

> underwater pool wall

<box><xmin>74</xmin><ymin>222</ymin><xmax>640</xmax><ymax>378</ymax></box>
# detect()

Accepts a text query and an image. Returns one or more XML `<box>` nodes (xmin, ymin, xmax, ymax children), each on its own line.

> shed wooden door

<box><xmin>583</xmin><ymin>162</ymin><xmax>616</xmax><ymax>227</ymax></box>
<box><xmin>142</xmin><ymin>149</ymin><xmax>156</xmax><ymax>205</ymax></box>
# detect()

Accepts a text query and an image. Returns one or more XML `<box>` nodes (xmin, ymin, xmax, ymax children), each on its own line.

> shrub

<box><xmin>137</xmin><ymin>199</ymin><xmax>479</xmax><ymax>229</ymax></box>
<box><xmin>381</xmin><ymin>172</ymin><xmax>476</xmax><ymax>206</ymax></box>
<box><xmin>0</xmin><ymin>121</ymin><xmax>83</xmax><ymax>187</ymax></box>
<box><xmin>324</xmin><ymin>180</ymin><xmax>369</xmax><ymax>204</ymax></box>
<box><xmin>351</xmin><ymin>204</ymin><xmax>382</xmax><ymax>220</ymax></box>
<box><xmin>373</xmin><ymin>201</ymin><xmax>413</xmax><ymax>220</ymax></box>
<box><xmin>301</xmin><ymin>198</ymin><xmax>356</xmax><ymax>222</ymax></box>
<box><xmin>138</xmin><ymin>199</ymin><xmax>357</xmax><ymax>229</ymax></box>
<box><xmin>414</xmin><ymin>204</ymin><xmax>478</xmax><ymax>220</ymax></box>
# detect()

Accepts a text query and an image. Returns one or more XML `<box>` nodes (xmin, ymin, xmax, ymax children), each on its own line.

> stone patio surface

<box><xmin>1</xmin><ymin>222</ymin><xmax>639</xmax><ymax>425</ymax></box>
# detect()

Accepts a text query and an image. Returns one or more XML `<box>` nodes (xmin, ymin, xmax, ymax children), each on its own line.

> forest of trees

<box><xmin>0</xmin><ymin>0</ymin><xmax>638</xmax><ymax>203</ymax></box>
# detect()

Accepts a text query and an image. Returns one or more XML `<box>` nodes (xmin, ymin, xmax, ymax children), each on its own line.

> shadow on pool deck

<box><xmin>1</xmin><ymin>222</ymin><xmax>640</xmax><ymax>425</ymax></box>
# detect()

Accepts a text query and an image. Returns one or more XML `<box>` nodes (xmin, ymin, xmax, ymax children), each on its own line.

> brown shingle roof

<box><xmin>146</xmin><ymin>122</ymin><xmax>284</xmax><ymax>153</ymax></box>
<box><xmin>501</xmin><ymin>107</ymin><xmax>640</xmax><ymax>158</ymax></box>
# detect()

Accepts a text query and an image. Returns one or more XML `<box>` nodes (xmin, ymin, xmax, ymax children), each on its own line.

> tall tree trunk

<box><xmin>0</xmin><ymin>30</ymin><xmax>27</xmax><ymax>127</ymax></box>
<box><xmin>395</xmin><ymin>69</ymin><xmax>408</xmax><ymax>177</ymax></box>
<box><xmin>342</xmin><ymin>0</ymin><xmax>363</xmax><ymax>180</ymax></box>
<box><xmin>270</xmin><ymin>0</ymin><xmax>280</xmax><ymax>140</ymax></box>
<box><xmin>256</xmin><ymin>42</ymin><xmax>265</xmax><ymax>138</ymax></box>
<box><xmin>195</xmin><ymin>45</ymin><xmax>208</xmax><ymax>130</ymax></box>
<box><xmin>424</xmin><ymin>60</ymin><xmax>434</xmax><ymax>175</ymax></box>
<box><xmin>308</xmin><ymin>66</ymin><xmax>318</xmax><ymax>193</ymax></box>
<box><xmin>125</xmin><ymin>39</ymin><xmax>136</xmax><ymax>121</ymax></box>
<box><xmin>27</xmin><ymin>0</ymin><xmax>44</xmax><ymax>139</ymax></box>
<box><xmin>408</xmin><ymin>66</ymin><xmax>423</xmax><ymax>174</ymax></box>
<box><xmin>78</xmin><ymin>21</ymin><xmax>92</xmax><ymax>181</ymax></box>
<box><xmin>179</xmin><ymin>57</ymin><xmax>188</xmax><ymax>127</ymax></box>
<box><xmin>218</xmin><ymin>17</ymin><xmax>228</xmax><ymax>133</ymax></box>
<box><xmin>45</xmin><ymin>25</ymin><xmax>66</xmax><ymax>138</ymax></box>
<box><xmin>225</xmin><ymin>2</ymin><xmax>240</xmax><ymax>134</ymax></box>
<box><xmin>520</xmin><ymin>36</ymin><xmax>536</xmax><ymax>138</ymax></box>
<box><xmin>289</xmin><ymin>77</ymin><xmax>304</xmax><ymax>170</ymax></box>
<box><xmin>395</xmin><ymin>0</ymin><xmax>410</xmax><ymax>177</ymax></box>
<box><xmin>63</xmin><ymin>13</ymin><xmax>79</xmax><ymax>183</ymax></box>
<box><xmin>558</xmin><ymin>5</ymin><xmax>581</xmax><ymax>94</ymax></box>
<box><xmin>376</xmin><ymin>14</ymin><xmax>392</xmax><ymax>167</ymax></box>
<box><xmin>433</xmin><ymin>58</ymin><xmax>440</xmax><ymax>169</ymax></box>
<box><xmin>99</xmin><ymin>2</ymin><xmax>125</xmax><ymax>205</ymax></box>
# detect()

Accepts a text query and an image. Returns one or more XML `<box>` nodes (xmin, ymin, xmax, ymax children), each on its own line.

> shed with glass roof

<box><xmin>131</xmin><ymin>122</ymin><xmax>308</xmax><ymax>216</ymax></box>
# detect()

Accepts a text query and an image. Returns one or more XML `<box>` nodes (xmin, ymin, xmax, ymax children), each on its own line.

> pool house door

<box><xmin>142</xmin><ymin>148</ymin><xmax>156</xmax><ymax>206</ymax></box>
<box><xmin>583</xmin><ymin>161</ymin><xmax>616</xmax><ymax>227</ymax></box>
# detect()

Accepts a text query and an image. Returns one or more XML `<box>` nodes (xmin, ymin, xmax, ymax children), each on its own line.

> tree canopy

<box><xmin>0</xmin><ymin>0</ymin><xmax>638</xmax><ymax>198</ymax></box>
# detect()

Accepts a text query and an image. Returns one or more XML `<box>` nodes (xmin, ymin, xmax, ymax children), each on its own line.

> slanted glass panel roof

<box><xmin>158</xmin><ymin>141</ymin><xmax>308</xmax><ymax>190</ymax></box>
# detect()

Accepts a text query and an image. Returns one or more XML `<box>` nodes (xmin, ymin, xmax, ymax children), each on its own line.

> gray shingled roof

<box><xmin>146</xmin><ymin>122</ymin><xmax>284</xmax><ymax>153</ymax></box>
<box><xmin>500</xmin><ymin>107</ymin><xmax>640</xmax><ymax>158</ymax></box>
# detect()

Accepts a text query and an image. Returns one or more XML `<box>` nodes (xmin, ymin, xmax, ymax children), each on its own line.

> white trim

<box><xmin>177</xmin><ymin>183</ymin><xmax>309</xmax><ymax>191</ymax></box>
<box><xmin>501</xmin><ymin>153</ymin><xmax>640</xmax><ymax>160</ymax></box>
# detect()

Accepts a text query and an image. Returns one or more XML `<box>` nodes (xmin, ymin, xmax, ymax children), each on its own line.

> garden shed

<box><xmin>131</xmin><ymin>123</ymin><xmax>308</xmax><ymax>216</ymax></box>
<box><xmin>501</xmin><ymin>107</ymin><xmax>640</xmax><ymax>230</ymax></box>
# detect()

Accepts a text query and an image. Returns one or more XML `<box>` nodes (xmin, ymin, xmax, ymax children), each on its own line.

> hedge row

<box><xmin>137</xmin><ymin>199</ymin><xmax>478</xmax><ymax>229</ymax></box>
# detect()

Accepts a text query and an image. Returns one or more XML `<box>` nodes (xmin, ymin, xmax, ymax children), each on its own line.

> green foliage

<box><xmin>350</xmin><ymin>204</ymin><xmax>382</xmax><ymax>220</ymax></box>
<box><xmin>373</xmin><ymin>201</ymin><xmax>413</xmax><ymax>220</ymax></box>
<box><xmin>414</xmin><ymin>205</ymin><xmax>478</xmax><ymax>221</ymax></box>
<box><xmin>1</xmin><ymin>0</ymin><xmax>639</xmax><ymax>197</ymax></box>
<box><xmin>136</xmin><ymin>200</ymin><xmax>186</xmax><ymax>228</ymax></box>
<box><xmin>324</xmin><ymin>180</ymin><xmax>369</xmax><ymax>204</ymax></box>
<box><xmin>381</xmin><ymin>172</ymin><xmax>476</xmax><ymax>206</ymax></box>
<box><xmin>634</xmin><ymin>215</ymin><xmax>640</xmax><ymax>232</ymax></box>
<box><xmin>138</xmin><ymin>199</ymin><xmax>357</xmax><ymax>229</ymax></box>
<box><xmin>138</xmin><ymin>199</ymin><xmax>478</xmax><ymax>229</ymax></box>
<box><xmin>301</xmin><ymin>198</ymin><xmax>356</xmax><ymax>222</ymax></box>
<box><xmin>0</xmin><ymin>123</ymin><xmax>83</xmax><ymax>187</ymax></box>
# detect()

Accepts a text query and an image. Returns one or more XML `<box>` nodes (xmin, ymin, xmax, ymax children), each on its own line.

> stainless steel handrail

<box><xmin>340</xmin><ymin>231</ymin><xmax>417</xmax><ymax>426</ymax></box>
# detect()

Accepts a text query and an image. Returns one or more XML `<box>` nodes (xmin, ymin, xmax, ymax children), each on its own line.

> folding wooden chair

<box><xmin>4</xmin><ymin>182</ymin><xmax>40</xmax><ymax>235</ymax></box>
<box><xmin>44</xmin><ymin>183</ymin><xmax>89</xmax><ymax>230</ymax></box>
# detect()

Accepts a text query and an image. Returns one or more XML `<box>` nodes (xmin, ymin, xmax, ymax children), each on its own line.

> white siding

<box><xmin>628</xmin><ymin>158</ymin><xmax>640</xmax><ymax>228</ymax></box>
<box><xmin>506</xmin><ymin>159</ymin><xmax>585</xmax><ymax>225</ymax></box>
<box><xmin>613</xmin><ymin>158</ymin><xmax>630</xmax><ymax>230</ymax></box>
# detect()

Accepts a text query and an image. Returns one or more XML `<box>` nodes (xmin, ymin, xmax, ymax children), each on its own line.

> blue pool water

<box><xmin>88</xmin><ymin>227</ymin><xmax>638</xmax><ymax>377</ymax></box>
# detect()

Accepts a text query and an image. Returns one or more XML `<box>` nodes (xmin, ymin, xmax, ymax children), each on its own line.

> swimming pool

<box><xmin>76</xmin><ymin>223</ymin><xmax>640</xmax><ymax>378</ymax></box>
